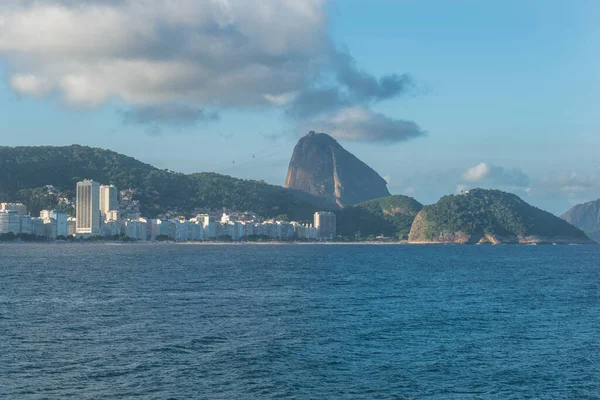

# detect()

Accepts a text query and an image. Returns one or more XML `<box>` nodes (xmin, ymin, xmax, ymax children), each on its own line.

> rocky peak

<box><xmin>284</xmin><ymin>131</ymin><xmax>390</xmax><ymax>207</ymax></box>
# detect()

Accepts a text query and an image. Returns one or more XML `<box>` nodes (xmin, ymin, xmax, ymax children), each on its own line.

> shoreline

<box><xmin>0</xmin><ymin>240</ymin><xmax>595</xmax><ymax>246</ymax></box>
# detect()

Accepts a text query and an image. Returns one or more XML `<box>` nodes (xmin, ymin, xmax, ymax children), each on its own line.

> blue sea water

<box><xmin>1</xmin><ymin>244</ymin><xmax>599</xmax><ymax>399</ymax></box>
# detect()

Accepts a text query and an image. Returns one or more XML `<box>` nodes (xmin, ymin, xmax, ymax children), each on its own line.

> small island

<box><xmin>408</xmin><ymin>189</ymin><xmax>594</xmax><ymax>244</ymax></box>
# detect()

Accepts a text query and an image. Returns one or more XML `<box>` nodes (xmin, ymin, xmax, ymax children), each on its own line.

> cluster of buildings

<box><xmin>0</xmin><ymin>203</ymin><xmax>68</xmax><ymax>238</ymax></box>
<box><xmin>0</xmin><ymin>179</ymin><xmax>337</xmax><ymax>242</ymax></box>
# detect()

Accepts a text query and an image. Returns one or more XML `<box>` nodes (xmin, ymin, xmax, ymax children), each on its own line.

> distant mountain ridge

<box><xmin>285</xmin><ymin>132</ymin><xmax>390</xmax><ymax>207</ymax></box>
<box><xmin>561</xmin><ymin>199</ymin><xmax>600</xmax><ymax>242</ymax></box>
<box><xmin>0</xmin><ymin>145</ymin><xmax>334</xmax><ymax>219</ymax></box>
<box><xmin>408</xmin><ymin>189</ymin><xmax>593</xmax><ymax>244</ymax></box>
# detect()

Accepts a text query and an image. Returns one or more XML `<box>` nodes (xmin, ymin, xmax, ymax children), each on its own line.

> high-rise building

<box><xmin>0</xmin><ymin>203</ymin><xmax>27</xmax><ymax>216</ymax></box>
<box><xmin>76</xmin><ymin>180</ymin><xmax>101</xmax><ymax>235</ymax></box>
<box><xmin>99</xmin><ymin>185</ymin><xmax>118</xmax><ymax>218</ymax></box>
<box><xmin>314</xmin><ymin>212</ymin><xmax>337</xmax><ymax>239</ymax></box>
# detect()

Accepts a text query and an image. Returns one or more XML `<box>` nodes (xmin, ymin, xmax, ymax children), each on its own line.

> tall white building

<box><xmin>315</xmin><ymin>212</ymin><xmax>337</xmax><ymax>240</ymax></box>
<box><xmin>0</xmin><ymin>203</ymin><xmax>27</xmax><ymax>216</ymax></box>
<box><xmin>99</xmin><ymin>185</ymin><xmax>118</xmax><ymax>217</ymax></box>
<box><xmin>76</xmin><ymin>180</ymin><xmax>101</xmax><ymax>235</ymax></box>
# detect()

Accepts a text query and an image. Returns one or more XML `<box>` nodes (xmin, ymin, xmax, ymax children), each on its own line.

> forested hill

<box><xmin>336</xmin><ymin>195</ymin><xmax>423</xmax><ymax>240</ymax></box>
<box><xmin>408</xmin><ymin>189</ymin><xmax>593</xmax><ymax>244</ymax></box>
<box><xmin>0</xmin><ymin>145</ymin><xmax>335</xmax><ymax>219</ymax></box>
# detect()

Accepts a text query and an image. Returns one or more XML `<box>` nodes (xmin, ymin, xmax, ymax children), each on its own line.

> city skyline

<box><xmin>0</xmin><ymin>1</ymin><xmax>599</xmax><ymax>215</ymax></box>
<box><xmin>1</xmin><ymin>179</ymin><xmax>338</xmax><ymax>242</ymax></box>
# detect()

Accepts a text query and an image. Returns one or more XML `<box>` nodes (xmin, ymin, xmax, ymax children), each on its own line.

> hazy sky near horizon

<box><xmin>0</xmin><ymin>0</ymin><xmax>599</xmax><ymax>214</ymax></box>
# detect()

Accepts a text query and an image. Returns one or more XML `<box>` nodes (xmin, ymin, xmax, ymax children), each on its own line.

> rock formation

<box><xmin>561</xmin><ymin>199</ymin><xmax>600</xmax><ymax>242</ymax></box>
<box><xmin>284</xmin><ymin>132</ymin><xmax>390</xmax><ymax>207</ymax></box>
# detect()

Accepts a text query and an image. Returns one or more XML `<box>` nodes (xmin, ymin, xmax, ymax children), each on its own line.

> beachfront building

<box><xmin>99</xmin><ymin>185</ymin><xmax>118</xmax><ymax>218</ymax></box>
<box><xmin>43</xmin><ymin>218</ymin><xmax>58</xmax><ymax>239</ymax></box>
<box><xmin>315</xmin><ymin>212</ymin><xmax>336</xmax><ymax>240</ymax></box>
<box><xmin>102</xmin><ymin>221</ymin><xmax>121</xmax><ymax>237</ymax></box>
<box><xmin>20</xmin><ymin>216</ymin><xmax>32</xmax><ymax>235</ymax></box>
<box><xmin>123</xmin><ymin>219</ymin><xmax>147</xmax><ymax>241</ymax></box>
<box><xmin>31</xmin><ymin>218</ymin><xmax>46</xmax><ymax>237</ymax></box>
<box><xmin>0</xmin><ymin>203</ymin><xmax>27</xmax><ymax>216</ymax></box>
<box><xmin>51</xmin><ymin>210</ymin><xmax>68</xmax><ymax>237</ymax></box>
<box><xmin>67</xmin><ymin>218</ymin><xmax>77</xmax><ymax>236</ymax></box>
<box><xmin>0</xmin><ymin>210</ymin><xmax>22</xmax><ymax>234</ymax></box>
<box><xmin>76</xmin><ymin>180</ymin><xmax>101</xmax><ymax>235</ymax></box>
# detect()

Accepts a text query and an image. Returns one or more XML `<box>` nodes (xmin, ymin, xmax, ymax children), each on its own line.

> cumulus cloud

<box><xmin>0</xmin><ymin>0</ymin><xmax>423</xmax><ymax>141</ymax></box>
<box><xmin>0</xmin><ymin>0</ymin><xmax>327</xmax><ymax>108</ymax></box>
<box><xmin>285</xmin><ymin>50</ymin><xmax>415</xmax><ymax>119</ymax></box>
<box><xmin>332</xmin><ymin>50</ymin><xmax>414</xmax><ymax>103</ymax></box>
<box><xmin>461</xmin><ymin>162</ymin><xmax>530</xmax><ymax>187</ymax></box>
<box><xmin>308</xmin><ymin>106</ymin><xmax>425</xmax><ymax>143</ymax></box>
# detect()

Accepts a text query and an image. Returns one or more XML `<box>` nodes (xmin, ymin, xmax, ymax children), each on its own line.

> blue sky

<box><xmin>0</xmin><ymin>0</ymin><xmax>598</xmax><ymax>214</ymax></box>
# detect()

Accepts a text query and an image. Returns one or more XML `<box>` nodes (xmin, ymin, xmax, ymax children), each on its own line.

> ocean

<box><xmin>1</xmin><ymin>244</ymin><xmax>599</xmax><ymax>399</ymax></box>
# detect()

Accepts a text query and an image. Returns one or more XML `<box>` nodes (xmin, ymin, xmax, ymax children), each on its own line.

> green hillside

<box><xmin>408</xmin><ymin>189</ymin><xmax>591</xmax><ymax>244</ymax></box>
<box><xmin>0</xmin><ymin>145</ymin><xmax>335</xmax><ymax>219</ymax></box>
<box><xmin>337</xmin><ymin>195</ymin><xmax>423</xmax><ymax>240</ymax></box>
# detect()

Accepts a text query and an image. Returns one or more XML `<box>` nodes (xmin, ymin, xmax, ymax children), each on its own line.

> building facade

<box><xmin>0</xmin><ymin>203</ymin><xmax>27</xmax><ymax>216</ymax></box>
<box><xmin>314</xmin><ymin>212</ymin><xmax>337</xmax><ymax>239</ymax></box>
<box><xmin>76</xmin><ymin>180</ymin><xmax>101</xmax><ymax>235</ymax></box>
<box><xmin>0</xmin><ymin>210</ymin><xmax>22</xmax><ymax>234</ymax></box>
<box><xmin>99</xmin><ymin>185</ymin><xmax>118</xmax><ymax>218</ymax></box>
<box><xmin>51</xmin><ymin>210</ymin><xmax>68</xmax><ymax>237</ymax></box>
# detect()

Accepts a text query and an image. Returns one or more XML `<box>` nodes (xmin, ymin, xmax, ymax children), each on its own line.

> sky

<box><xmin>0</xmin><ymin>0</ymin><xmax>599</xmax><ymax>215</ymax></box>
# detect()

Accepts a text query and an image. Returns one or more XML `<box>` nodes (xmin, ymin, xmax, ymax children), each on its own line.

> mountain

<box><xmin>0</xmin><ymin>145</ymin><xmax>335</xmax><ymax>219</ymax></box>
<box><xmin>337</xmin><ymin>195</ymin><xmax>423</xmax><ymax>240</ymax></box>
<box><xmin>284</xmin><ymin>131</ymin><xmax>390</xmax><ymax>207</ymax></box>
<box><xmin>561</xmin><ymin>199</ymin><xmax>600</xmax><ymax>242</ymax></box>
<box><xmin>408</xmin><ymin>189</ymin><xmax>593</xmax><ymax>244</ymax></box>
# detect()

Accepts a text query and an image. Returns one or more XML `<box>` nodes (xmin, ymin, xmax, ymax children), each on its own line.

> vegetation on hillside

<box><xmin>415</xmin><ymin>189</ymin><xmax>588</xmax><ymax>241</ymax></box>
<box><xmin>336</xmin><ymin>195</ymin><xmax>423</xmax><ymax>240</ymax></box>
<box><xmin>0</xmin><ymin>145</ymin><xmax>335</xmax><ymax>219</ymax></box>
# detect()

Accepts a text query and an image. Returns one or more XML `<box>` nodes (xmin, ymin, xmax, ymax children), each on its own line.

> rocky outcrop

<box><xmin>284</xmin><ymin>132</ymin><xmax>390</xmax><ymax>207</ymax></box>
<box><xmin>407</xmin><ymin>189</ymin><xmax>595</xmax><ymax>244</ymax></box>
<box><xmin>561</xmin><ymin>199</ymin><xmax>600</xmax><ymax>242</ymax></box>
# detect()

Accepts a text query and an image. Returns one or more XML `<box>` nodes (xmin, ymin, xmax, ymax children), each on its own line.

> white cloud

<box><xmin>9</xmin><ymin>74</ymin><xmax>52</xmax><ymax>97</ymax></box>
<box><xmin>462</xmin><ymin>162</ymin><xmax>491</xmax><ymax>182</ymax></box>
<box><xmin>308</xmin><ymin>106</ymin><xmax>425</xmax><ymax>143</ymax></box>
<box><xmin>461</xmin><ymin>162</ymin><xmax>530</xmax><ymax>187</ymax></box>
<box><xmin>0</xmin><ymin>0</ymin><xmax>425</xmax><ymax>142</ymax></box>
<box><xmin>0</xmin><ymin>0</ymin><xmax>327</xmax><ymax>107</ymax></box>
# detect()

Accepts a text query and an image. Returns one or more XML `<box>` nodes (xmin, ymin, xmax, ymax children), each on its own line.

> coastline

<box><xmin>1</xmin><ymin>240</ymin><xmax>595</xmax><ymax>246</ymax></box>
